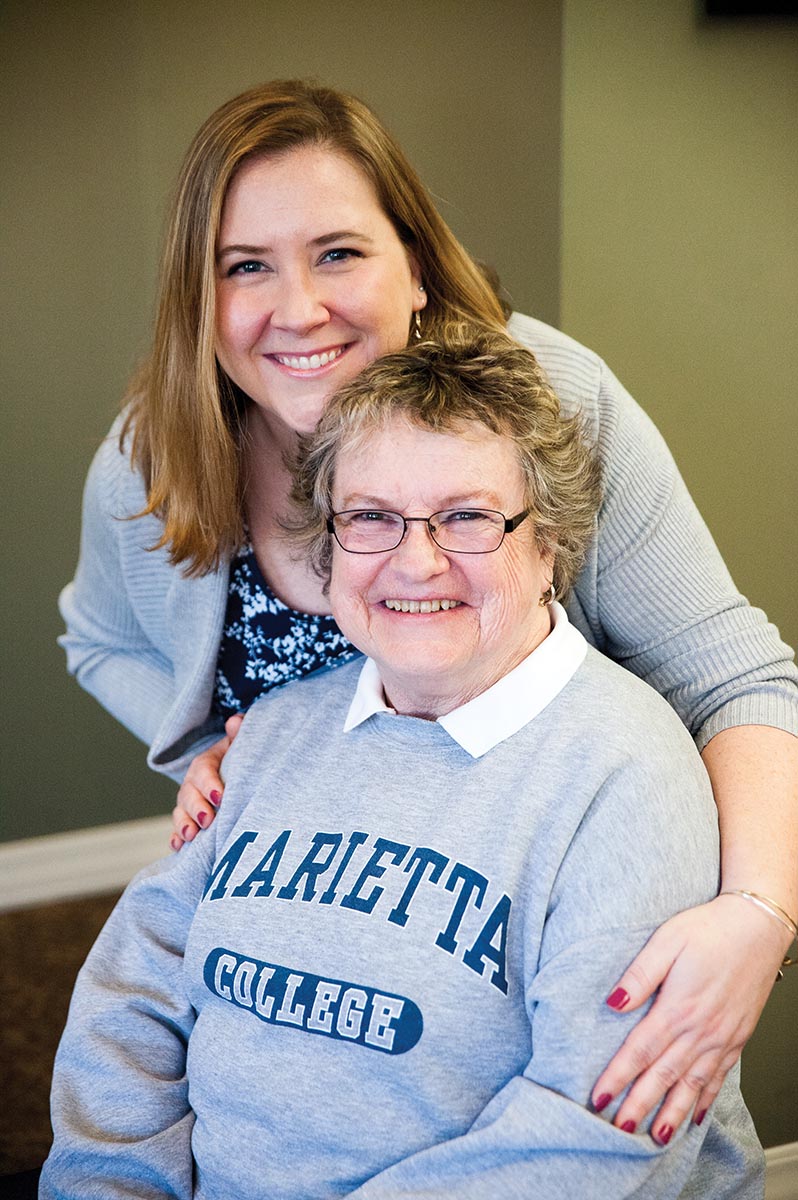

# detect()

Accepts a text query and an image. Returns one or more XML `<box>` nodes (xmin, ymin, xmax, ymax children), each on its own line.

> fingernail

<box><xmin>594</xmin><ymin>1093</ymin><xmax>612</xmax><ymax>1112</ymax></box>
<box><xmin>169</xmin><ymin>835</ymin><xmax>182</xmax><ymax>852</ymax></box>
<box><xmin>209</xmin><ymin>790</ymin><xmax>222</xmax><ymax>807</ymax></box>
<box><xmin>655</xmin><ymin>1124</ymin><xmax>674</xmax><ymax>1145</ymax></box>
<box><xmin>695</xmin><ymin>1109</ymin><xmax>707</xmax><ymax>1127</ymax></box>
<box><xmin>621</xmin><ymin>1120</ymin><xmax>637</xmax><ymax>1134</ymax></box>
<box><xmin>606</xmin><ymin>987</ymin><xmax>630</xmax><ymax>1011</ymax></box>
<box><xmin>197</xmin><ymin>811</ymin><xmax>209</xmax><ymax>828</ymax></box>
<box><xmin>181</xmin><ymin>824</ymin><xmax>193</xmax><ymax>841</ymax></box>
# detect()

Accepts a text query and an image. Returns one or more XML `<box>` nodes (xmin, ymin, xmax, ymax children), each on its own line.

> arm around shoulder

<box><xmin>487</xmin><ymin>316</ymin><xmax>797</xmax><ymax>741</ymax></box>
<box><xmin>579</xmin><ymin>359</ymin><xmax>798</xmax><ymax>743</ymax></box>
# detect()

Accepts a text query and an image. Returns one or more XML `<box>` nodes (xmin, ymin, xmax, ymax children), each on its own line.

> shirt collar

<box><xmin>342</xmin><ymin>602</ymin><xmax>587</xmax><ymax>757</ymax></box>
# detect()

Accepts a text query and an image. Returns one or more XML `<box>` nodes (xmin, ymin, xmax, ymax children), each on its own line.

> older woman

<box><xmin>58</xmin><ymin>80</ymin><xmax>797</xmax><ymax>1138</ymax></box>
<box><xmin>42</xmin><ymin>335</ymin><xmax>763</xmax><ymax>1199</ymax></box>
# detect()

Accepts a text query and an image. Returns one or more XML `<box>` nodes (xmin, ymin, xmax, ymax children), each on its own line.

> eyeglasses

<box><xmin>327</xmin><ymin>508</ymin><xmax>531</xmax><ymax>555</ymax></box>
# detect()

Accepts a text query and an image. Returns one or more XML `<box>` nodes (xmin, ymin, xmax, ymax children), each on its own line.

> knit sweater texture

<box><xmin>58</xmin><ymin>314</ymin><xmax>798</xmax><ymax>782</ymax></box>
<box><xmin>41</xmin><ymin>650</ymin><xmax>763</xmax><ymax>1199</ymax></box>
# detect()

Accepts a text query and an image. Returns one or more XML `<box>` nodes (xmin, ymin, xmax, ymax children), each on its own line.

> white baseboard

<box><xmin>0</xmin><ymin>816</ymin><xmax>173</xmax><ymax>912</ymax></box>
<box><xmin>765</xmin><ymin>1141</ymin><xmax>798</xmax><ymax>1200</ymax></box>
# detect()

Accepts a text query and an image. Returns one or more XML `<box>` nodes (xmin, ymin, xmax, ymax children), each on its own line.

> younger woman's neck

<box><xmin>243</xmin><ymin>408</ymin><xmax>301</xmax><ymax>523</ymax></box>
<box><xmin>241</xmin><ymin>406</ymin><xmax>331</xmax><ymax>617</ymax></box>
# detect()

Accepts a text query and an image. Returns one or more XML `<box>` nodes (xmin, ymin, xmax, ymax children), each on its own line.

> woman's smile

<box><xmin>383</xmin><ymin>598</ymin><xmax>463</xmax><ymax>613</ymax></box>
<box><xmin>268</xmin><ymin>344</ymin><xmax>349</xmax><ymax>372</ymax></box>
<box><xmin>215</xmin><ymin>146</ymin><xmax>426</xmax><ymax>443</ymax></box>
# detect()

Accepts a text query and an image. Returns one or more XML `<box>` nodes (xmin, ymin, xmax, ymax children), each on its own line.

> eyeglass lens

<box><xmin>332</xmin><ymin>509</ymin><xmax>509</xmax><ymax>553</ymax></box>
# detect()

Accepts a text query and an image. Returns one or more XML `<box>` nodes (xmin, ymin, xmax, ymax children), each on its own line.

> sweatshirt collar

<box><xmin>342</xmin><ymin>602</ymin><xmax>587</xmax><ymax>757</ymax></box>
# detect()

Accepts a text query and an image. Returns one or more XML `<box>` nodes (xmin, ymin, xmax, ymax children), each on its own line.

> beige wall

<box><xmin>561</xmin><ymin>0</ymin><xmax>798</xmax><ymax>1150</ymax></box>
<box><xmin>0</xmin><ymin>0</ymin><xmax>562</xmax><ymax>841</ymax></box>
<box><xmin>561</xmin><ymin>0</ymin><xmax>797</xmax><ymax>649</ymax></box>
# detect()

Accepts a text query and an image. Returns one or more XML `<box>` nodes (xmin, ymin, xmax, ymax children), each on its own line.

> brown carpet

<box><xmin>0</xmin><ymin>891</ymin><xmax>121</xmax><ymax>1176</ymax></box>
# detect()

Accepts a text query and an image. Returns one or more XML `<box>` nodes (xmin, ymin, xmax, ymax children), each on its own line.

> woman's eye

<box><xmin>440</xmin><ymin>510</ymin><xmax>489</xmax><ymax>525</ymax></box>
<box><xmin>352</xmin><ymin>510</ymin><xmax>391</xmax><ymax>524</ymax></box>
<box><xmin>319</xmin><ymin>248</ymin><xmax>363</xmax><ymax>265</ymax></box>
<box><xmin>226</xmin><ymin>260</ymin><xmax>268</xmax><ymax>277</ymax></box>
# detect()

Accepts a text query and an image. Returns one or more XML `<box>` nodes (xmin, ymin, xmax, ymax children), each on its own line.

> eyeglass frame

<box><xmin>326</xmin><ymin>507</ymin><xmax>531</xmax><ymax>555</ymax></box>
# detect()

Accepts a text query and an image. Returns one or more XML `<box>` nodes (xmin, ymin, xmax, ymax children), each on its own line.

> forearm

<box><xmin>702</xmin><ymin>725</ymin><xmax>798</xmax><ymax>921</ymax></box>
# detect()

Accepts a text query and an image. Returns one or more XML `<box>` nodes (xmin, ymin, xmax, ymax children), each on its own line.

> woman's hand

<box><xmin>591</xmin><ymin>893</ymin><xmax>791</xmax><ymax>1142</ymax></box>
<box><xmin>169</xmin><ymin>714</ymin><xmax>244</xmax><ymax>850</ymax></box>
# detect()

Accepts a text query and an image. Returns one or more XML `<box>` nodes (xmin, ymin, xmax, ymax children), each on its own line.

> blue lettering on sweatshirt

<box><xmin>204</xmin><ymin>947</ymin><xmax>423</xmax><ymax>1054</ymax></box>
<box><xmin>203</xmin><ymin>828</ymin><xmax>512</xmax><ymax>995</ymax></box>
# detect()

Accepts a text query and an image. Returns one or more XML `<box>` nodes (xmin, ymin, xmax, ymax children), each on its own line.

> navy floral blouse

<box><xmin>212</xmin><ymin>542</ymin><xmax>360</xmax><ymax>718</ymax></box>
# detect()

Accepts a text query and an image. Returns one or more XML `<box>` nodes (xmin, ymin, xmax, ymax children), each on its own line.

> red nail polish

<box><xmin>656</xmin><ymin>1124</ymin><xmax>674</xmax><ymax>1145</ymax></box>
<box><xmin>695</xmin><ymin>1109</ymin><xmax>707</xmax><ymax>1127</ymax></box>
<box><xmin>197</xmin><ymin>811</ymin><xmax>209</xmax><ymax>828</ymax></box>
<box><xmin>606</xmin><ymin>987</ymin><xmax>630</xmax><ymax>1011</ymax></box>
<box><xmin>181</xmin><ymin>825</ymin><xmax>192</xmax><ymax>840</ymax></box>
<box><xmin>210</xmin><ymin>790</ymin><xmax>222</xmax><ymax>807</ymax></box>
<box><xmin>621</xmin><ymin>1120</ymin><xmax>637</xmax><ymax>1134</ymax></box>
<box><xmin>594</xmin><ymin>1093</ymin><xmax>612</xmax><ymax>1112</ymax></box>
<box><xmin>170</xmin><ymin>835</ymin><xmax>182</xmax><ymax>852</ymax></box>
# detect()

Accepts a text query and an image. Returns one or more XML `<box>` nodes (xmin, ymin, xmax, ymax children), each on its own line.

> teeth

<box><xmin>274</xmin><ymin>347</ymin><xmax>344</xmax><ymax>370</ymax></box>
<box><xmin>385</xmin><ymin>599</ymin><xmax>461</xmax><ymax>613</ymax></box>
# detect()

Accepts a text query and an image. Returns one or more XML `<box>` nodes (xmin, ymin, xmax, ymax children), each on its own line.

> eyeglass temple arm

<box><xmin>504</xmin><ymin>509</ymin><xmax>530</xmax><ymax>532</ymax></box>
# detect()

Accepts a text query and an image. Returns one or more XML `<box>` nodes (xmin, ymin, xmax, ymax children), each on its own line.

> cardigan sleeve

<box><xmin>508</xmin><ymin>314</ymin><xmax>798</xmax><ymax>747</ymax></box>
<box><xmin>58</xmin><ymin>423</ymin><xmax>177</xmax><ymax>748</ymax></box>
<box><xmin>588</xmin><ymin>359</ymin><xmax>798</xmax><ymax>748</ymax></box>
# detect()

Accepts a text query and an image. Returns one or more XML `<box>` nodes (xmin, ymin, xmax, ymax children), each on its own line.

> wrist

<box><xmin>719</xmin><ymin>860</ymin><xmax>798</xmax><ymax>918</ymax></box>
<box><xmin>720</xmin><ymin>888</ymin><xmax>797</xmax><ymax>937</ymax></box>
<box><xmin>719</xmin><ymin>889</ymin><xmax>797</xmax><ymax>967</ymax></box>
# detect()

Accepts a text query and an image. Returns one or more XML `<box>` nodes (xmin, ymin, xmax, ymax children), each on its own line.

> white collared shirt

<box><xmin>342</xmin><ymin>602</ymin><xmax>587</xmax><ymax>757</ymax></box>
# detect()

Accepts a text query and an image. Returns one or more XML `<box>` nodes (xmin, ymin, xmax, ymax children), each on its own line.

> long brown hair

<box><xmin>124</xmin><ymin>80</ymin><xmax>509</xmax><ymax>575</ymax></box>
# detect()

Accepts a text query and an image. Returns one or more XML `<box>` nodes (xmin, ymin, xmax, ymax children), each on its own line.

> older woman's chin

<box><xmin>339</xmin><ymin>597</ymin><xmax>552</xmax><ymax>718</ymax></box>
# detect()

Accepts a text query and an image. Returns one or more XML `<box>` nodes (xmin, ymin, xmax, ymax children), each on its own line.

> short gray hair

<box><xmin>290</xmin><ymin>328</ymin><xmax>602</xmax><ymax>599</ymax></box>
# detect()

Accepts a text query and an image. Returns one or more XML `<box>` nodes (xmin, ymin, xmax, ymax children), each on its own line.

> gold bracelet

<box><xmin>721</xmin><ymin>889</ymin><xmax>798</xmax><ymax>938</ymax></box>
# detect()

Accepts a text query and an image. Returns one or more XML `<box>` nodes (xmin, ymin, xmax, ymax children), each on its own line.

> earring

<box><xmin>538</xmin><ymin>581</ymin><xmax>556</xmax><ymax>607</ymax></box>
<box><xmin>414</xmin><ymin>311</ymin><xmax>422</xmax><ymax>341</ymax></box>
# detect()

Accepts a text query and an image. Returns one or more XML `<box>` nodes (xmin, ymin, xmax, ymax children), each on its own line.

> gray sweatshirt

<box><xmin>41</xmin><ymin>643</ymin><xmax>763</xmax><ymax>1198</ymax></box>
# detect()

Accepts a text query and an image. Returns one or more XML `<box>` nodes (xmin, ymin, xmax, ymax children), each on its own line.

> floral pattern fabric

<box><xmin>213</xmin><ymin>544</ymin><xmax>360</xmax><ymax>718</ymax></box>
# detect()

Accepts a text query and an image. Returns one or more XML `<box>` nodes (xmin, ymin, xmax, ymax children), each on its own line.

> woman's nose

<box><xmin>270</xmin><ymin>270</ymin><xmax>330</xmax><ymax>334</ymax></box>
<box><xmin>391</xmin><ymin>521</ymin><xmax>451</xmax><ymax>579</ymax></box>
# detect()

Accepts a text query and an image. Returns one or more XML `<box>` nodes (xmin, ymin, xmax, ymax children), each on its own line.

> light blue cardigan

<box><xmin>59</xmin><ymin>315</ymin><xmax>798</xmax><ymax>781</ymax></box>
